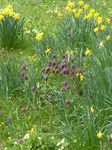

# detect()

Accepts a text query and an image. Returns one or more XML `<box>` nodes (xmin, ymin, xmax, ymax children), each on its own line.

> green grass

<box><xmin>0</xmin><ymin>0</ymin><xmax>112</xmax><ymax>149</ymax></box>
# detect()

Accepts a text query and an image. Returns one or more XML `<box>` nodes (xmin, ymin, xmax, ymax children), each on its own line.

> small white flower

<box><xmin>38</xmin><ymin>137</ymin><xmax>41</xmax><ymax>141</ymax></box>
<box><xmin>61</xmin><ymin>138</ymin><xmax>65</xmax><ymax>144</ymax></box>
<box><xmin>4</xmin><ymin>148</ymin><xmax>7</xmax><ymax>150</ymax></box>
<box><xmin>14</xmin><ymin>141</ymin><xmax>17</xmax><ymax>145</ymax></box>
<box><xmin>23</xmin><ymin>133</ymin><xmax>29</xmax><ymax>140</ymax></box>
<box><xmin>99</xmin><ymin>41</ymin><xmax>104</xmax><ymax>49</ymax></box>
<box><xmin>51</xmin><ymin>136</ymin><xmax>54</xmax><ymax>140</ymax></box>
<box><xmin>56</xmin><ymin>142</ymin><xmax>61</xmax><ymax>146</ymax></box>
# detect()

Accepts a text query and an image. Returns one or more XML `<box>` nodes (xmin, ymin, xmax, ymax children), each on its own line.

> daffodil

<box><xmin>9</xmin><ymin>11</ymin><xmax>14</xmax><ymax>17</ymax></box>
<box><xmin>91</xmin><ymin>107</ymin><xmax>94</xmax><ymax>112</ymax></box>
<box><xmin>106</xmin><ymin>18</ymin><xmax>111</xmax><ymax>24</ymax></box>
<box><xmin>14</xmin><ymin>13</ymin><xmax>20</xmax><ymax>20</ymax></box>
<box><xmin>90</xmin><ymin>9</ymin><xmax>95</xmax><ymax>14</ymax></box>
<box><xmin>85</xmin><ymin>48</ymin><xmax>91</xmax><ymax>56</ymax></box>
<box><xmin>94</xmin><ymin>27</ymin><xmax>99</xmax><ymax>33</ymax></box>
<box><xmin>45</xmin><ymin>48</ymin><xmax>51</xmax><ymax>54</ymax></box>
<box><xmin>94</xmin><ymin>12</ymin><xmax>99</xmax><ymax>19</ymax></box>
<box><xmin>30</xmin><ymin>128</ymin><xmax>34</xmax><ymax>136</ymax></box>
<box><xmin>0</xmin><ymin>15</ymin><xmax>3</xmax><ymax>20</ymax></box>
<box><xmin>84</xmin><ymin>4</ymin><xmax>89</xmax><ymax>10</ymax></box>
<box><xmin>100</xmin><ymin>25</ymin><xmax>106</xmax><ymax>31</ymax></box>
<box><xmin>106</xmin><ymin>35</ymin><xmax>111</xmax><ymax>41</ymax></box>
<box><xmin>97</xmin><ymin>17</ymin><xmax>102</xmax><ymax>25</ymax></box>
<box><xmin>80</xmin><ymin>73</ymin><xmax>83</xmax><ymax>81</ymax></box>
<box><xmin>36</xmin><ymin>32</ymin><xmax>43</xmax><ymax>41</ymax></box>
<box><xmin>97</xmin><ymin>132</ymin><xmax>103</xmax><ymax>139</ymax></box>
<box><xmin>57</xmin><ymin>12</ymin><xmax>63</xmax><ymax>19</ymax></box>
<box><xmin>65</xmin><ymin>50</ymin><xmax>72</xmax><ymax>55</ymax></box>
<box><xmin>79</xmin><ymin>1</ymin><xmax>84</xmax><ymax>7</ymax></box>
<box><xmin>67</xmin><ymin>1</ymin><xmax>75</xmax><ymax>8</ymax></box>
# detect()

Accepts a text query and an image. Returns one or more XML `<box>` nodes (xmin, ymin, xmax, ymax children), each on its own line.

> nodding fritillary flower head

<box><xmin>24</xmin><ymin>76</ymin><xmax>28</xmax><ymax>80</ymax></box>
<box><xmin>55</xmin><ymin>69</ymin><xmax>59</xmax><ymax>75</ymax></box>
<box><xmin>71</xmin><ymin>64</ymin><xmax>75</xmax><ymax>69</ymax></box>
<box><xmin>52</xmin><ymin>61</ymin><xmax>56</xmax><ymax>66</ymax></box>
<box><xmin>22</xmin><ymin>65</ymin><xmax>26</xmax><ymax>70</ymax></box>
<box><xmin>67</xmin><ymin>33</ymin><xmax>71</xmax><ymax>37</ymax></box>
<box><xmin>32</xmin><ymin>87</ymin><xmax>35</xmax><ymax>91</ymax></box>
<box><xmin>8</xmin><ymin>117</ymin><xmax>11</xmax><ymax>122</ymax></box>
<box><xmin>77</xmin><ymin>68</ymin><xmax>82</xmax><ymax>74</ymax></box>
<box><xmin>44</xmin><ymin>76</ymin><xmax>47</xmax><ymax>81</ymax></box>
<box><xmin>21</xmin><ymin>107</ymin><xmax>25</xmax><ymax>113</ymax></box>
<box><xmin>37</xmin><ymin>101</ymin><xmax>40</xmax><ymax>106</ymax></box>
<box><xmin>66</xmin><ymin>85</ymin><xmax>69</xmax><ymax>90</ymax></box>
<box><xmin>48</xmin><ymin>95</ymin><xmax>52</xmax><ymax>100</ymax></box>
<box><xmin>18</xmin><ymin>139</ymin><xmax>22</xmax><ymax>144</ymax></box>
<box><xmin>21</xmin><ymin>71</ymin><xmax>24</xmax><ymax>77</ymax></box>
<box><xmin>97</xmin><ymin>132</ymin><xmax>103</xmax><ymax>139</ymax></box>
<box><xmin>66</xmin><ymin>100</ymin><xmax>70</xmax><ymax>105</ymax></box>
<box><xmin>53</xmin><ymin>54</ymin><xmax>56</xmax><ymax>59</ymax></box>
<box><xmin>62</xmin><ymin>81</ymin><xmax>67</xmax><ymax>86</ymax></box>
<box><xmin>35</xmin><ymin>89</ymin><xmax>37</xmax><ymax>94</ymax></box>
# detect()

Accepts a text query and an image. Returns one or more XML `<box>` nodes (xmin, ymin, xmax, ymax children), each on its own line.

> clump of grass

<box><xmin>0</xmin><ymin>5</ymin><xmax>24</xmax><ymax>50</ymax></box>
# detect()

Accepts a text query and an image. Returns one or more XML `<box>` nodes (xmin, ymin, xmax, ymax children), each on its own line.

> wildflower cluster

<box><xmin>0</xmin><ymin>5</ymin><xmax>24</xmax><ymax>49</ymax></box>
<box><xmin>41</xmin><ymin>53</ymin><xmax>84</xmax><ymax>104</ymax></box>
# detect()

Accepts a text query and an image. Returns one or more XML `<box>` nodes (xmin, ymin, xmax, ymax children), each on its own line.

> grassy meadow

<box><xmin>0</xmin><ymin>0</ymin><xmax>112</xmax><ymax>149</ymax></box>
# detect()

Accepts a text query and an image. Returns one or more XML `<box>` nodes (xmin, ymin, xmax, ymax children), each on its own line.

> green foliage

<box><xmin>0</xmin><ymin>6</ymin><xmax>24</xmax><ymax>49</ymax></box>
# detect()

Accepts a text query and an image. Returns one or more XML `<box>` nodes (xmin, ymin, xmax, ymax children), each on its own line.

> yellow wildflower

<box><xmin>91</xmin><ymin>107</ymin><xmax>94</xmax><ymax>113</ymax></box>
<box><xmin>32</xmin><ymin>54</ymin><xmax>37</xmax><ymax>59</ymax></box>
<box><xmin>78</xmin><ymin>9</ymin><xmax>83</xmax><ymax>15</ymax></box>
<box><xmin>45</xmin><ymin>48</ymin><xmax>51</xmax><ymax>54</ymax></box>
<box><xmin>97</xmin><ymin>17</ymin><xmax>102</xmax><ymax>25</ymax></box>
<box><xmin>106</xmin><ymin>35</ymin><xmax>111</xmax><ymax>41</ymax></box>
<box><xmin>84</xmin><ymin>4</ymin><xmax>89</xmax><ymax>10</ymax></box>
<box><xmin>7</xmin><ymin>5</ymin><xmax>13</xmax><ymax>10</ymax></box>
<box><xmin>94</xmin><ymin>27</ymin><xmax>99</xmax><ymax>33</ymax></box>
<box><xmin>3</xmin><ymin>8</ymin><xmax>10</xmax><ymax>15</ymax></box>
<box><xmin>79</xmin><ymin>1</ymin><xmax>84</xmax><ymax>7</ymax></box>
<box><xmin>97</xmin><ymin>132</ymin><xmax>103</xmax><ymax>139</ymax></box>
<box><xmin>75</xmin><ymin>13</ymin><xmax>80</xmax><ymax>18</ymax></box>
<box><xmin>9</xmin><ymin>11</ymin><xmax>14</xmax><ymax>17</ymax></box>
<box><xmin>28</xmin><ymin>116</ymin><xmax>31</xmax><ymax>120</ymax></box>
<box><xmin>88</xmin><ymin>13</ymin><xmax>93</xmax><ymax>19</ymax></box>
<box><xmin>65</xmin><ymin>50</ymin><xmax>72</xmax><ymax>55</ymax></box>
<box><xmin>84</xmin><ymin>15</ymin><xmax>88</xmax><ymax>20</ymax></box>
<box><xmin>72</xmin><ymin>9</ymin><xmax>77</xmax><ymax>13</ymax></box>
<box><xmin>106</xmin><ymin>18</ymin><xmax>111</xmax><ymax>24</ymax></box>
<box><xmin>67</xmin><ymin>1</ymin><xmax>75</xmax><ymax>8</ymax></box>
<box><xmin>30</xmin><ymin>128</ymin><xmax>34</xmax><ymax>136</ymax></box>
<box><xmin>0</xmin><ymin>15</ymin><xmax>3</xmax><ymax>20</ymax></box>
<box><xmin>14</xmin><ymin>13</ymin><xmax>20</xmax><ymax>20</ymax></box>
<box><xmin>57</xmin><ymin>12</ymin><xmax>63</xmax><ymax>19</ymax></box>
<box><xmin>36</xmin><ymin>32</ymin><xmax>43</xmax><ymax>41</ymax></box>
<box><xmin>94</xmin><ymin>12</ymin><xmax>99</xmax><ymax>19</ymax></box>
<box><xmin>85</xmin><ymin>48</ymin><xmax>91</xmax><ymax>55</ymax></box>
<box><xmin>80</xmin><ymin>73</ymin><xmax>83</xmax><ymax>81</ymax></box>
<box><xmin>76</xmin><ymin>73</ymin><xmax>80</xmax><ymax>77</ymax></box>
<box><xmin>66</xmin><ymin>6</ymin><xmax>71</xmax><ymax>12</ymax></box>
<box><xmin>90</xmin><ymin>9</ymin><xmax>95</xmax><ymax>14</ymax></box>
<box><xmin>100</xmin><ymin>25</ymin><xmax>106</xmax><ymax>31</ymax></box>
